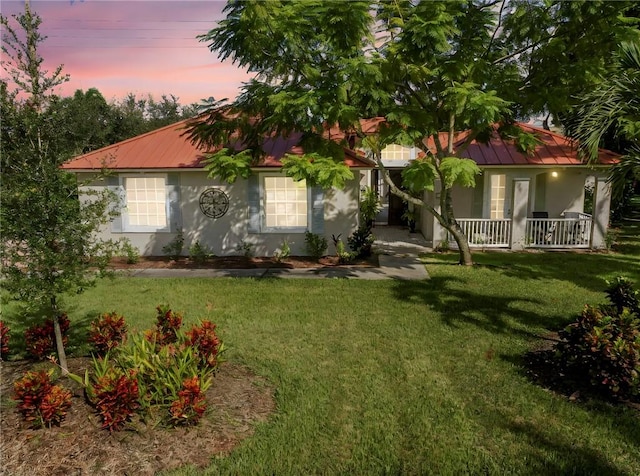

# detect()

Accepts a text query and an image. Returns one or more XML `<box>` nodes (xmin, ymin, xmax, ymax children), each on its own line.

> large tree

<box><xmin>1</xmin><ymin>4</ymin><xmax>116</xmax><ymax>371</ymax></box>
<box><xmin>499</xmin><ymin>0</ymin><xmax>639</xmax><ymax>128</ymax></box>
<box><xmin>189</xmin><ymin>0</ymin><xmax>637</xmax><ymax>265</ymax></box>
<box><xmin>568</xmin><ymin>41</ymin><xmax>640</xmax><ymax>207</ymax></box>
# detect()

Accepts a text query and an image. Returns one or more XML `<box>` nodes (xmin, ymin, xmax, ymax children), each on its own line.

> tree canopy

<box><xmin>569</xmin><ymin>41</ymin><xmax>640</xmax><ymax>210</ymax></box>
<box><xmin>189</xmin><ymin>0</ymin><xmax>637</xmax><ymax>264</ymax></box>
<box><xmin>1</xmin><ymin>4</ymin><xmax>117</xmax><ymax>371</ymax></box>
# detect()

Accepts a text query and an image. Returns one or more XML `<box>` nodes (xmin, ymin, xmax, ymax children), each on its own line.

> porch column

<box><xmin>510</xmin><ymin>178</ymin><xmax>530</xmax><ymax>251</ymax></box>
<box><xmin>591</xmin><ymin>176</ymin><xmax>612</xmax><ymax>249</ymax></box>
<box><xmin>432</xmin><ymin>180</ymin><xmax>446</xmax><ymax>248</ymax></box>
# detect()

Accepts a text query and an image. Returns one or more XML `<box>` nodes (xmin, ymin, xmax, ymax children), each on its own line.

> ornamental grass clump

<box><xmin>25</xmin><ymin>314</ymin><xmax>70</xmax><ymax>360</ymax></box>
<box><xmin>13</xmin><ymin>369</ymin><xmax>72</xmax><ymax>429</ymax></box>
<box><xmin>554</xmin><ymin>277</ymin><xmax>640</xmax><ymax>400</ymax></box>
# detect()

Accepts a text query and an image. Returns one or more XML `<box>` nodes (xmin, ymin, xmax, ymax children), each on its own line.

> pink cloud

<box><xmin>2</xmin><ymin>0</ymin><xmax>250</xmax><ymax>104</ymax></box>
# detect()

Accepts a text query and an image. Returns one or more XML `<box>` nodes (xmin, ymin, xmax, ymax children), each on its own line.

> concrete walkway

<box><xmin>124</xmin><ymin>227</ymin><xmax>431</xmax><ymax>280</ymax></box>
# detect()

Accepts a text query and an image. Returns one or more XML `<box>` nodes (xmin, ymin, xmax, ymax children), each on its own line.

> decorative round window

<box><xmin>199</xmin><ymin>188</ymin><xmax>229</xmax><ymax>218</ymax></box>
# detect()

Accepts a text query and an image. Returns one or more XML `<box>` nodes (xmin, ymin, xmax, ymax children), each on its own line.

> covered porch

<box><xmin>434</xmin><ymin>173</ymin><xmax>612</xmax><ymax>250</ymax></box>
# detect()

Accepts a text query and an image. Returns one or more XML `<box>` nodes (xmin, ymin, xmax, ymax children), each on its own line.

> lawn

<box><xmin>3</xmin><ymin>221</ymin><xmax>639</xmax><ymax>475</ymax></box>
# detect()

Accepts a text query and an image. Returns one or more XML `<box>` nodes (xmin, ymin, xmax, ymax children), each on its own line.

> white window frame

<box><xmin>260</xmin><ymin>174</ymin><xmax>310</xmax><ymax>233</ymax></box>
<box><xmin>379</xmin><ymin>144</ymin><xmax>417</xmax><ymax>166</ymax></box>
<box><xmin>489</xmin><ymin>173</ymin><xmax>507</xmax><ymax>219</ymax></box>
<box><xmin>121</xmin><ymin>174</ymin><xmax>170</xmax><ymax>233</ymax></box>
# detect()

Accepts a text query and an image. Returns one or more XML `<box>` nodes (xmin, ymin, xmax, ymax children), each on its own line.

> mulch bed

<box><xmin>0</xmin><ymin>358</ymin><xmax>276</xmax><ymax>476</ymax></box>
<box><xmin>109</xmin><ymin>254</ymin><xmax>378</xmax><ymax>270</ymax></box>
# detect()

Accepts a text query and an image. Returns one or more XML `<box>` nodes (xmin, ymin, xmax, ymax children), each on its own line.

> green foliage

<box><xmin>0</xmin><ymin>321</ymin><xmax>10</xmax><ymax>360</ymax></box>
<box><xmin>189</xmin><ymin>0</ymin><xmax>638</xmax><ymax>268</ymax></box>
<box><xmin>570</xmin><ymin>41</ymin><xmax>640</xmax><ymax>200</ymax></box>
<box><xmin>202</xmin><ymin>148</ymin><xmax>253</xmax><ymax>184</ymax></box>
<box><xmin>162</xmin><ymin>228</ymin><xmax>184</xmax><ymax>260</ymax></box>
<box><xmin>189</xmin><ymin>241</ymin><xmax>214</xmax><ymax>264</ymax></box>
<box><xmin>497</xmin><ymin>123</ymin><xmax>543</xmax><ymax>156</ymax></box>
<box><xmin>1</xmin><ymin>4</ymin><xmax>118</xmax><ymax>371</ymax></box>
<box><xmin>555</xmin><ymin>278</ymin><xmax>640</xmax><ymax>400</ymax></box>
<box><xmin>347</xmin><ymin>227</ymin><xmax>375</xmax><ymax>259</ymax></box>
<box><xmin>235</xmin><ymin>240</ymin><xmax>255</xmax><ymax>258</ymax></box>
<box><xmin>273</xmin><ymin>239</ymin><xmax>291</xmax><ymax>263</ymax></box>
<box><xmin>332</xmin><ymin>234</ymin><xmax>355</xmax><ymax>264</ymax></box>
<box><xmin>281</xmin><ymin>154</ymin><xmax>354</xmax><ymax>189</ymax></box>
<box><xmin>304</xmin><ymin>231</ymin><xmax>327</xmax><ymax>260</ymax></box>
<box><xmin>119</xmin><ymin>238</ymin><xmax>140</xmax><ymax>265</ymax></box>
<box><xmin>89</xmin><ymin>312</ymin><xmax>128</xmax><ymax>356</ymax></box>
<box><xmin>13</xmin><ymin>369</ymin><xmax>72</xmax><ymax>429</ymax></box>
<box><xmin>438</xmin><ymin>157</ymin><xmax>481</xmax><ymax>189</ymax></box>
<box><xmin>605</xmin><ymin>277</ymin><xmax>639</xmax><ymax>316</ymax></box>
<box><xmin>359</xmin><ymin>187</ymin><xmax>381</xmax><ymax>230</ymax></box>
<box><xmin>401</xmin><ymin>158</ymin><xmax>438</xmax><ymax>194</ymax></box>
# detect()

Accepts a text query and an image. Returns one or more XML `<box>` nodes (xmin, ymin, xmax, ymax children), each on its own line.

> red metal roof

<box><xmin>63</xmin><ymin>120</ymin><xmax>374</xmax><ymax>171</ymax></box>
<box><xmin>64</xmin><ymin>120</ymin><xmax>618</xmax><ymax>171</ymax></box>
<box><xmin>427</xmin><ymin>123</ymin><xmax>618</xmax><ymax>166</ymax></box>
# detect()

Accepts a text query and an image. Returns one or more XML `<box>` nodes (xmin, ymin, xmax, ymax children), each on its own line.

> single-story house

<box><xmin>63</xmin><ymin>119</ymin><xmax>618</xmax><ymax>256</ymax></box>
<box><xmin>62</xmin><ymin>120</ymin><xmax>373</xmax><ymax>257</ymax></box>
<box><xmin>369</xmin><ymin>123</ymin><xmax>618</xmax><ymax>250</ymax></box>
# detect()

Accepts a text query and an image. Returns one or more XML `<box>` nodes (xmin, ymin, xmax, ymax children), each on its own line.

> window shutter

<box><xmin>247</xmin><ymin>174</ymin><xmax>261</xmax><ymax>233</ymax></box>
<box><xmin>311</xmin><ymin>186</ymin><xmax>324</xmax><ymax>234</ymax></box>
<box><xmin>166</xmin><ymin>173</ymin><xmax>182</xmax><ymax>232</ymax></box>
<box><xmin>107</xmin><ymin>175</ymin><xmax>124</xmax><ymax>232</ymax></box>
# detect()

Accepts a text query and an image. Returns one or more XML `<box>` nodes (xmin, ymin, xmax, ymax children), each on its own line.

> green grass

<box><xmin>3</xmin><ymin>224</ymin><xmax>639</xmax><ymax>475</ymax></box>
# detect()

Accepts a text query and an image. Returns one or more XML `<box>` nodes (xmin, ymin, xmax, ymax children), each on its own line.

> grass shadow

<box><xmin>391</xmin><ymin>276</ymin><xmax>563</xmax><ymax>338</ymax></box>
<box><xmin>497</xmin><ymin>415</ymin><xmax>633</xmax><ymax>475</ymax></box>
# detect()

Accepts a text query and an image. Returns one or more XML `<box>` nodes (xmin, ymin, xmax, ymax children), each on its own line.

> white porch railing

<box><xmin>446</xmin><ymin>214</ymin><xmax>592</xmax><ymax>249</ymax></box>
<box><xmin>525</xmin><ymin>215</ymin><xmax>592</xmax><ymax>248</ymax></box>
<box><xmin>449</xmin><ymin>219</ymin><xmax>512</xmax><ymax>248</ymax></box>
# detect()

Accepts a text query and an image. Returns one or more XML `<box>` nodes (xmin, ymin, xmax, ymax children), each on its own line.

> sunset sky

<box><xmin>1</xmin><ymin>0</ymin><xmax>252</xmax><ymax>106</ymax></box>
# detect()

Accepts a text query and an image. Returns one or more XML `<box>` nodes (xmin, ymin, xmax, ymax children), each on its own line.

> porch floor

<box><xmin>372</xmin><ymin>226</ymin><xmax>432</xmax><ymax>256</ymax></box>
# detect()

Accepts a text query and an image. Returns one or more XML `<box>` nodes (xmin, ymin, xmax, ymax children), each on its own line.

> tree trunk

<box><xmin>373</xmin><ymin>154</ymin><xmax>474</xmax><ymax>266</ymax></box>
<box><xmin>440</xmin><ymin>184</ymin><xmax>474</xmax><ymax>266</ymax></box>
<box><xmin>50</xmin><ymin>296</ymin><xmax>68</xmax><ymax>373</ymax></box>
<box><xmin>446</xmin><ymin>223</ymin><xmax>474</xmax><ymax>266</ymax></box>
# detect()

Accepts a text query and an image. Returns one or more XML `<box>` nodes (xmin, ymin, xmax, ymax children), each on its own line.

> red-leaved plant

<box><xmin>89</xmin><ymin>312</ymin><xmax>128</xmax><ymax>355</ymax></box>
<box><xmin>13</xmin><ymin>369</ymin><xmax>72</xmax><ymax>428</ymax></box>
<box><xmin>145</xmin><ymin>305</ymin><xmax>183</xmax><ymax>349</ymax></box>
<box><xmin>25</xmin><ymin>314</ymin><xmax>70</xmax><ymax>360</ymax></box>
<box><xmin>90</xmin><ymin>367</ymin><xmax>140</xmax><ymax>432</ymax></box>
<box><xmin>169</xmin><ymin>376</ymin><xmax>207</xmax><ymax>426</ymax></box>
<box><xmin>0</xmin><ymin>320</ymin><xmax>10</xmax><ymax>360</ymax></box>
<box><xmin>185</xmin><ymin>320</ymin><xmax>224</xmax><ymax>369</ymax></box>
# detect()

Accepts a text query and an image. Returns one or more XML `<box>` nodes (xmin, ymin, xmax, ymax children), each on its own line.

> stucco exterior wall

<box><xmin>78</xmin><ymin>171</ymin><xmax>361</xmax><ymax>257</ymax></box>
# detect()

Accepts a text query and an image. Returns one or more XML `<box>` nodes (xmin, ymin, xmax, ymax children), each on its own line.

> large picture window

<box><xmin>264</xmin><ymin>176</ymin><xmax>308</xmax><ymax>229</ymax></box>
<box><xmin>125</xmin><ymin>176</ymin><xmax>167</xmax><ymax>227</ymax></box>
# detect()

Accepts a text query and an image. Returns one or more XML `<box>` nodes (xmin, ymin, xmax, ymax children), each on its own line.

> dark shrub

<box><xmin>554</xmin><ymin>277</ymin><xmax>640</xmax><ymax>400</ymax></box>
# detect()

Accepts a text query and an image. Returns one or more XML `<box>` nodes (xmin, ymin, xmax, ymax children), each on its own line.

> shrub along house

<box><xmin>62</xmin><ymin>121</ymin><xmax>373</xmax><ymax>257</ymax></box>
<box><xmin>371</xmin><ymin>123</ymin><xmax>618</xmax><ymax>250</ymax></box>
